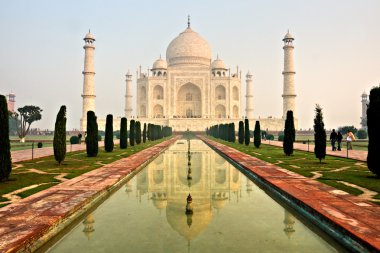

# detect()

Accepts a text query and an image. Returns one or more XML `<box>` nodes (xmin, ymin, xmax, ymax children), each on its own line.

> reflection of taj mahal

<box><xmin>80</xmin><ymin>18</ymin><xmax>298</xmax><ymax>131</ymax></box>
<box><xmin>136</xmin><ymin>139</ymin><xmax>241</xmax><ymax>240</ymax></box>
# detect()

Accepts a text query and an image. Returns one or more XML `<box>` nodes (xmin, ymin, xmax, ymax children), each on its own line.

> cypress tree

<box><xmin>143</xmin><ymin>123</ymin><xmax>147</xmax><ymax>143</ymax></box>
<box><xmin>244</xmin><ymin>119</ymin><xmax>250</xmax><ymax>146</ymax></box>
<box><xmin>314</xmin><ymin>105</ymin><xmax>326</xmax><ymax>163</ymax></box>
<box><xmin>0</xmin><ymin>95</ymin><xmax>12</xmax><ymax>181</ymax></box>
<box><xmin>136</xmin><ymin>121</ymin><xmax>142</xmax><ymax>144</ymax></box>
<box><xmin>86</xmin><ymin>111</ymin><xmax>99</xmax><ymax>157</ymax></box>
<box><xmin>147</xmin><ymin>123</ymin><xmax>151</xmax><ymax>141</ymax></box>
<box><xmin>229</xmin><ymin>123</ymin><xmax>235</xmax><ymax>142</ymax></box>
<box><xmin>120</xmin><ymin>117</ymin><xmax>127</xmax><ymax>149</ymax></box>
<box><xmin>104</xmin><ymin>114</ymin><xmax>114</xmax><ymax>152</ymax></box>
<box><xmin>367</xmin><ymin>86</ymin><xmax>380</xmax><ymax>176</ymax></box>
<box><xmin>130</xmin><ymin>120</ymin><xmax>135</xmax><ymax>146</ymax></box>
<box><xmin>283</xmin><ymin>110</ymin><xmax>295</xmax><ymax>156</ymax></box>
<box><xmin>253</xmin><ymin>121</ymin><xmax>261</xmax><ymax>148</ymax></box>
<box><xmin>238</xmin><ymin>121</ymin><xmax>244</xmax><ymax>144</ymax></box>
<box><xmin>53</xmin><ymin>105</ymin><xmax>67</xmax><ymax>165</ymax></box>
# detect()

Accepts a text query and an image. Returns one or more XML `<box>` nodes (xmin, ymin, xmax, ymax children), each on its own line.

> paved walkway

<box><xmin>262</xmin><ymin>140</ymin><xmax>367</xmax><ymax>161</ymax></box>
<box><xmin>11</xmin><ymin>141</ymin><xmax>107</xmax><ymax>163</ymax></box>
<box><xmin>200</xmin><ymin>136</ymin><xmax>380</xmax><ymax>252</ymax></box>
<box><xmin>0</xmin><ymin>137</ymin><xmax>178</xmax><ymax>253</ymax></box>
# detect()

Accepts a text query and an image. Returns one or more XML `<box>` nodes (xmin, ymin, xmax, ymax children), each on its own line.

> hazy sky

<box><xmin>1</xmin><ymin>0</ymin><xmax>379</xmax><ymax>130</ymax></box>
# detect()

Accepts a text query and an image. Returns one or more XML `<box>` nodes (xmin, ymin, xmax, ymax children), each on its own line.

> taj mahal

<box><xmin>80</xmin><ymin>18</ymin><xmax>298</xmax><ymax>132</ymax></box>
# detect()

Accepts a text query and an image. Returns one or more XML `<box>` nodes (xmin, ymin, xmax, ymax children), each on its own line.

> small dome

<box><xmin>152</xmin><ymin>57</ymin><xmax>167</xmax><ymax>69</ymax></box>
<box><xmin>211</xmin><ymin>56</ymin><xmax>226</xmax><ymax>70</ymax></box>
<box><xmin>166</xmin><ymin>27</ymin><xmax>211</xmax><ymax>67</ymax></box>
<box><xmin>246</xmin><ymin>70</ymin><xmax>253</xmax><ymax>78</ymax></box>
<box><xmin>283</xmin><ymin>30</ymin><xmax>294</xmax><ymax>41</ymax></box>
<box><xmin>362</xmin><ymin>91</ymin><xmax>368</xmax><ymax>96</ymax></box>
<box><xmin>84</xmin><ymin>31</ymin><xmax>95</xmax><ymax>41</ymax></box>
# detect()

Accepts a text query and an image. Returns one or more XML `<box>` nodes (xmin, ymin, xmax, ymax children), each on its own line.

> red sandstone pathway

<box><xmin>200</xmin><ymin>136</ymin><xmax>380</xmax><ymax>252</ymax></box>
<box><xmin>11</xmin><ymin>141</ymin><xmax>107</xmax><ymax>163</ymax></box>
<box><xmin>262</xmin><ymin>140</ymin><xmax>367</xmax><ymax>162</ymax></box>
<box><xmin>0</xmin><ymin>137</ymin><xmax>178</xmax><ymax>253</ymax></box>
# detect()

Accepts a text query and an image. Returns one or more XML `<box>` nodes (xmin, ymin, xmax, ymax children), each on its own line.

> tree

<box><xmin>238</xmin><ymin>121</ymin><xmax>244</xmax><ymax>144</ymax></box>
<box><xmin>338</xmin><ymin>125</ymin><xmax>358</xmax><ymax>135</ymax></box>
<box><xmin>356</xmin><ymin>129</ymin><xmax>367</xmax><ymax>139</ymax></box>
<box><xmin>244</xmin><ymin>119</ymin><xmax>250</xmax><ymax>146</ymax></box>
<box><xmin>314</xmin><ymin>105</ymin><xmax>326</xmax><ymax>163</ymax></box>
<box><xmin>253</xmin><ymin>121</ymin><xmax>261</xmax><ymax>148</ymax></box>
<box><xmin>11</xmin><ymin>105</ymin><xmax>43</xmax><ymax>142</ymax></box>
<box><xmin>130</xmin><ymin>120</ymin><xmax>135</xmax><ymax>146</ymax></box>
<box><xmin>120</xmin><ymin>117</ymin><xmax>127</xmax><ymax>149</ymax></box>
<box><xmin>367</xmin><ymin>86</ymin><xmax>380</xmax><ymax>176</ymax></box>
<box><xmin>53</xmin><ymin>105</ymin><xmax>67</xmax><ymax>165</ymax></box>
<box><xmin>104</xmin><ymin>114</ymin><xmax>114</xmax><ymax>152</ymax></box>
<box><xmin>228</xmin><ymin>123</ymin><xmax>235</xmax><ymax>142</ymax></box>
<box><xmin>136</xmin><ymin>121</ymin><xmax>142</xmax><ymax>144</ymax></box>
<box><xmin>283</xmin><ymin>110</ymin><xmax>295</xmax><ymax>156</ymax></box>
<box><xmin>143</xmin><ymin>123</ymin><xmax>147</xmax><ymax>143</ymax></box>
<box><xmin>86</xmin><ymin>111</ymin><xmax>99</xmax><ymax>157</ymax></box>
<box><xmin>0</xmin><ymin>95</ymin><xmax>12</xmax><ymax>181</ymax></box>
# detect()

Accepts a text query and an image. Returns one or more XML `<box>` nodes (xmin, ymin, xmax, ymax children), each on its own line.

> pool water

<box><xmin>47</xmin><ymin>139</ymin><xmax>343</xmax><ymax>253</ymax></box>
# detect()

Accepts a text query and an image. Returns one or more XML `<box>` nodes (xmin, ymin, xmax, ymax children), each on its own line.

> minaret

<box><xmin>282</xmin><ymin>30</ymin><xmax>296</xmax><ymax>119</ymax></box>
<box><xmin>81</xmin><ymin>30</ymin><xmax>96</xmax><ymax>131</ymax></box>
<box><xmin>245</xmin><ymin>71</ymin><xmax>254</xmax><ymax>119</ymax></box>
<box><xmin>361</xmin><ymin>91</ymin><xmax>368</xmax><ymax>130</ymax></box>
<box><xmin>125</xmin><ymin>70</ymin><xmax>133</xmax><ymax>118</ymax></box>
<box><xmin>6</xmin><ymin>92</ymin><xmax>15</xmax><ymax>113</ymax></box>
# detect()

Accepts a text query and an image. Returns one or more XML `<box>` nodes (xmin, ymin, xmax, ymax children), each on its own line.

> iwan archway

<box><xmin>176</xmin><ymin>83</ymin><xmax>202</xmax><ymax>118</ymax></box>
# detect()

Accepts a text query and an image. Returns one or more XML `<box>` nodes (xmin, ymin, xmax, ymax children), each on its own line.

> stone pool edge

<box><xmin>199</xmin><ymin>135</ymin><xmax>380</xmax><ymax>253</ymax></box>
<box><xmin>0</xmin><ymin>136</ymin><xmax>180</xmax><ymax>253</ymax></box>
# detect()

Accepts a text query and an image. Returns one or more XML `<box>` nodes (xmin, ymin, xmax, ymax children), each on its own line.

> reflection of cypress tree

<box><xmin>0</xmin><ymin>95</ymin><xmax>12</xmax><ymax>180</ymax></box>
<box><xmin>253</xmin><ymin>121</ymin><xmax>261</xmax><ymax>148</ymax></box>
<box><xmin>244</xmin><ymin>119</ymin><xmax>250</xmax><ymax>146</ymax></box>
<box><xmin>86</xmin><ymin>111</ymin><xmax>98</xmax><ymax>157</ymax></box>
<box><xmin>314</xmin><ymin>105</ymin><xmax>326</xmax><ymax>163</ymax></box>
<box><xmin>53</xmin><ymin>105</ymin><xmax>67</xmax><ymax>165</ymax></box>
<box><xmin>283</xmin><ymin>111</ymin><xmax>295</xmax><ymax>156</ymax></box>
<box><xmin>143</xmin><ymin>123</ymin><xmax>147</xmax><ymax>143</ymax></box>
<box><xmin>367</xmin><ymin>86</ymin><xmax>380</xmax><ymax>176</ymax></box>
<box><xmin>136</xmin><ymin>121</ymin><xmax>142</xmax><ymax>144</ymax></box>
<box><xmin>104</xmin><ymin>114</ymin><xmax>114</xmax><ymax>152</ymax></box>
<box><xmin>130</xmin><ymin>120</ymin><xmax>135</xmax><ymax>146</ymax></box>
<box><xmin>120</xmin><ymin>117</ymin><xmax>127</xmax><ymax>149</ymax></box>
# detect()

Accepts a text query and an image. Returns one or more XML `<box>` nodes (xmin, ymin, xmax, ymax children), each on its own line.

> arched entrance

<box><xmin>176</xmin><ymin>83</ymin><xmax>202</xmax><ymax>118</ymax></box>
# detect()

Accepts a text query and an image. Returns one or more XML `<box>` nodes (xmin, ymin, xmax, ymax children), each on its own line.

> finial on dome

<box><xmin>217</xmin><ymin>54</ymin><xmax>219</xmax><ymax>60</ymax></box>
<box><xmin>187</xmin><ymin>15</ymin><xmax>190</xmax><ymax>28</ymax></box>
<box><xmin>159</xmin><ymin>54</ymin><xmax>161</xmax><ymax>59</ymax></box>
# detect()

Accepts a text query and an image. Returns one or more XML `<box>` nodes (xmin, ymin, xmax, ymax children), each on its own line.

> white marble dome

<box><xmin>166</xmin><ymin>27</ymin><xmax>211</xmax><ymax>67</ymax></box>
<box><xmin>211</xmin><ymin>56</ymin><xmax>226</xmax><ymax>69</ymax></box>
<box><xmin>152</xmin><ymin>58</ymin><xmax>167</xmax><ymax>69</ymax></box>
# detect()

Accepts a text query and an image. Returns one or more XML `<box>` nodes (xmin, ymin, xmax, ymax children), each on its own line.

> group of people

<box><xmin>330</xmin><ymin>129</ymin><xmax>356</xmax><ymax>151</ymax></box>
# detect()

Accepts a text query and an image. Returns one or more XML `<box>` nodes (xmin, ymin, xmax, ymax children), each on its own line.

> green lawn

<box><xmin>207</xmin><ymin>136</ymin><xmax>379</xmax><ymax>199</ymax></box>
<box><xmin>1</xmin><ymin>137</ymin><xmax>171</xmax><ymax>206</ymax></box>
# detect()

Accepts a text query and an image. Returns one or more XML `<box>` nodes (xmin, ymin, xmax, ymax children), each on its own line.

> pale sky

<box><xmin>0</xmin><ymin>0</ymin><xmax>379</xmax><ymax>131</ymax></box>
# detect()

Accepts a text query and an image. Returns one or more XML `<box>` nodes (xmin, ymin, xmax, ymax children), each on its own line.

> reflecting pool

<box><xmin>47</xmin><ymin>139</ymin><xmax>343</xmax><ymax>253</ymax></box>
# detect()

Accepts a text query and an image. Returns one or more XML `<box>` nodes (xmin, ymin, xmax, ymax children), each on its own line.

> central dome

<box><xmin>166</xmin><ymin>27</ymin><xmax>212</xmax><ymax>67</ymax></box>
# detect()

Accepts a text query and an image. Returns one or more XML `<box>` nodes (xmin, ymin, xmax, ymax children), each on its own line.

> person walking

<box><xmin>346</xmin><ymin>130</ymin><xmax>355</xmax><ymax>150</ymax></box>
<box><xmin>337</xmin><ymin>131</ymin><xmax>343</xmax><ymax>151</ymax></box>
<box><xmin>330</xmin><ymin>129</ymin><xmax>338</xmax><ymax>151</ymax></box>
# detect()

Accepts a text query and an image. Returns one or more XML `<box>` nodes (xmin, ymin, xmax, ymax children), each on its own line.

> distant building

<box><xmin>361</xmin><ymin>91</ymin><xmax>368</xmax><ymax>130</ymax></box>
<box><xmin>6</xmin><ymin>92</ymin><xmax>16</xmax><ymax>112</ymax></box>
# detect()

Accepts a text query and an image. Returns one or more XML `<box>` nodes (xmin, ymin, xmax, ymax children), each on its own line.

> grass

<box><xmin>1</xmin><ymin>137</ymin><xmax>171</xmax><ymax>203</ymax></box>
<box><xmin>207</xmin><ymin>136</ymin><xmax>379</xmax><ymax>197</ymax></box>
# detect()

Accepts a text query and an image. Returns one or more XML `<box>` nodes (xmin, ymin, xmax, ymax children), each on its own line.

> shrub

<box><xmin>278</xmin><ymin>134</ymin><xmax>284</xmax><ymax>141</ymax></box>
<box><xmin>283</xmin><ymin>110</ymin><xmax>295</xmax><ymax>156</ymax></box>
<box><xmin>356</xmin><ymin>129</ymin><xmax>367</xmax><ymax>139</ymax></box>
<box><xmin>244</xmin><ymin>119</ymin><xmax>250</xmax><ymax>146</ymax></box>
<box><xmin>98</xmin><ymin>135</ymin><xmax>102</xmax><ymax>141</ymax></box>
<box><xmin>70</xmin><ymin>136</ymin><xmax>79</xmax><ymax>144</ymax></box>
<box><xmin>314</xmin><ymin>104</ymin><xmax>326</xmax><ymax>163</ymax></box>
<box><xmin>266</xmin><ymin>134</ymin><xmax>274</xmax><ymax>140</ymax></box>
<box><xmin>86</xmin><ymin>111</ymin><xmax>99</xmax><ymax>157</ymax></box>
<box><xmin>0</xmin><ymin>95</ymin><xmax>12</xmax><ymax>180</ymax></box>
<box><xmin>120</xmin><ymin>117</ymin><xmax>127</xmax><ymax>149</ymax></box>
<box><xmin>253</xmin><ymin>121</ymin><xmax>261</xmax><ymax>148</ymax></box>
<box><xmin>37</xmin><ymin>142</ymin><xmax>43</xmax><ymax>148</ymax></box>
<box><xmin>53</xmin><ymin>105</ymin><xmax>66</xmax><ymax>165</ymax></box>
<box><xmin>367</xmin><ymin>86</ymin><xmax>380</xmax><ymax>176</ymax></box>
<box><xmin>104</xmin><ymin>114</ymin><xmax>114</xmax><ymax>152</ymax></box>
